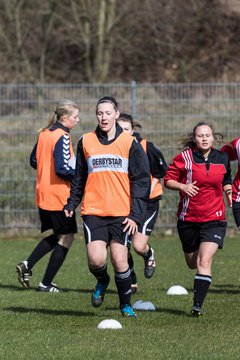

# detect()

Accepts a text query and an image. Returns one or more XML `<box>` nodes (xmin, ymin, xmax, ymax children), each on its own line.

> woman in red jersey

<box><xmin>221</xmin><ymin>138</ymin><xmax>240</xmax><ymax>229</ymax></box>
<box><xmin>64</xmin><ymin>96</ymin><xmax>150</xmax><ymax>317</ymax></box>
<box><xmin>117</xmin><ymin>113</ymin><xmax>167</xmax><ymax>294</ymax></box>
<box><xmin>164</xmin><ymin>122</ymin><xmax>232</xmax><ymax>317</ymax></box>
<box><xmin>16</xmin><ymin>100</ymin><xmax>79</xmax><ymax>292</ymax></box>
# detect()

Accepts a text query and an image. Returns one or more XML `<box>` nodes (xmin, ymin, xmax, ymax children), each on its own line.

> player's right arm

<box><xmin>164</xmin><ymin>153</ymin><xmax>199</xmax><ymax>197</ymax></box>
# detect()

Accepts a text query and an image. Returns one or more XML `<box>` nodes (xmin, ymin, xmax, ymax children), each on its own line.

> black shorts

<box><xmin>232</xmin><ymin>201</ymin><xmax>240</xmax><ymax>228</ymax></box>
<box><xmin>39</xmin><ymin>208</ymin><xmax>77</xmax><ymax>235</ymax></box>
<box><xmin>138</xmin><ymin>199</ymin><xmax>159</xmax><ymax>235</ymax></box>
<box><xmin>177</xmin><ymin>220</ymin><xmax>227</xmax><ymax>253</ymax></box>
<box><xmin>82</xmin><ymin>215</ymin><xmax>131</xmax><ymax>247</ymax></box>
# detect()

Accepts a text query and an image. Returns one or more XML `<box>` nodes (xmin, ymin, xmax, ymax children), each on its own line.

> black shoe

<box><xmin>16</xmin><ymin>262</ymin><xmax>32</xmax><ymax>289</ymax></box>
<box><xmin>38</xmin><ymin>282</ymin><xmax>60</xmax><ymax>293</ymax></box>
<box><xmin>144</xmin><ymin>247</ymin><xmax>156</xmax><ymax>279</ymax></box>
<box><xmin>191</xmin><ymin>305</ymin><xmax>203</xmax><ymax>318</ymax></box>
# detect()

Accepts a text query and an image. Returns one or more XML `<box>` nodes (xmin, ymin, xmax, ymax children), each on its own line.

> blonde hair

<box><xmin>39</xmin><ymin>100</ymin><xmax>78</xmax><ymax>133</ymax></box>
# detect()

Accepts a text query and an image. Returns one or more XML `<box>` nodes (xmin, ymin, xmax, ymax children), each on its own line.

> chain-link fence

<box><xmin>1</xmin><ymin>82</ymin><xmax>239</xmax><ymax>232</ymax></box>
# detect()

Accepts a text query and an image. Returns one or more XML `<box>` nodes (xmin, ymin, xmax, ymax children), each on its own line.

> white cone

<box><xmin>132</xmin><ymin>300</ymin><xmax>156</xmax><ymax>311</ymax></box>
<box><xmin>97</xmin><ymin>319</ymin><xmax>122</xmax><ymax>329</ymax></box>
<box><xmin>167</xmin><ymin>285</ymin><xmax>188</xmax><ymax>295</ymax></box>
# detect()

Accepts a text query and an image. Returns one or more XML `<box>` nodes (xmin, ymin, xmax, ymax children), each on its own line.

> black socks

<box><xmin>142</xmin><ymin>245</ymin><xmax>152</xmax><ymax>260</ymax></box>
<box><xmin>193</xmin><ymin>273</ymin><xmax>212</xmax><ymax>307</ymax></box>
<box><xmin>89</xmin><ymin>265</ymin><xmax>110</xmax><ymax>286</ymax></box>
<box><xmin>128</xmin><ymin>251</ymin><xmax>137</xmax><ymax>284</ymax></box>
<box><xmin>27</xmin><ymin>234</ymin><xmax>58</xmax><ymax>269</ymax></box>
<box><xmin>41</xmin><ymin>244</ymin><xmax>68</xmax><ymax>286</ymax></box>
<box><xmin>115</xmin><ymin>268</ymin><xmax>132</xmax><ymax>308</ymax></box>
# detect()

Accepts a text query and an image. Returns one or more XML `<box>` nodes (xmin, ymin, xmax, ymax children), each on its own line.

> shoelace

<box><xmin>49</xmin><ymin>286</ymin><xmax>59</xmax><ymax>293</ymax></box>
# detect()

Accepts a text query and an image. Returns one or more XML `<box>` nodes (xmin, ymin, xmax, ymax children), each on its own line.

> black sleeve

<box><xmin>63</xmin><ymin>137</ymin><xmax>88</xmax><ymax>211</ymax></box>
<box><xmin>146</xmin><ymin>141</ymin><xmax>168</xmax><ymax>178</ymax></box>
<box><xmin>54</xmin><ymin>134</ymin><xmax>76</xmax><ymax>181</ymax></box>
<box><xmin>30</xmin><ymin>142</ymin><xmax>38</xmax><ymax>169</ymax></box>
<box><xmin>128</xmin><ymin>138</ymin><xmax>151</xmax><ymax>225</ymax></box>
<box><xmin>222</xmin><ymin>152</ymin><xmax>232</xmax><ymax>186</ymax></box>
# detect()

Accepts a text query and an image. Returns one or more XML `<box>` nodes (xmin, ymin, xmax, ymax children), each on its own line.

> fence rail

<box><xmin>0</xmin><ymin>82</ymin><xmax>239</xmax><ymax>232</ymax></box>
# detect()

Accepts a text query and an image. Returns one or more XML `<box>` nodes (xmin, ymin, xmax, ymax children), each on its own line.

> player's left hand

<box><xmin>225</xmin><ymin>190</ymin><xmax>232</xmax><ymax>208</ymax></box>
<box><xmin>122</xmin><ymin>218</ymin><xmax>138</xmax><ymax>235</ymax></box>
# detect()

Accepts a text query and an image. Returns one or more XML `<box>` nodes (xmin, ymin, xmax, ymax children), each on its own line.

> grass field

<box><xmin>1</xmin><ymin>232</ymin><xmax>240</xmax><ymax>360</ymax></box>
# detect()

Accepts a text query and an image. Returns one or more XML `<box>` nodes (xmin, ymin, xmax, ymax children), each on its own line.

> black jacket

<box><xmin>133</xmin><ymin>132</ymin><xmax>167</xmax><ymax>178</ymax></box>
<box><xmin>133</xmin><ymin>132</ymin><xmax>168</xmax><ymax>200</ymax></box>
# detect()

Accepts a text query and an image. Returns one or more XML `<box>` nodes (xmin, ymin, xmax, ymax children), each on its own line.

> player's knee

<box><xmin>87</xmin><ymin>242</ymin><xmax>107</xmax><ymax>269</ymax></box>
<box><xmin>186</xmin><ymin>261</ymin><xmax>196</xmax><ymax>269</ymax></box>
<box><xmin>88</xmin><ymin>256</ymin><xmax>105</xmax><ymax>269</ymax></box>
<box><xmin>185</xmin><ymin>256</ymin><xmax>197</xmax><ymax>269</ymax></box>
<box><xmin>111</xmin><ymin>255</ymin><xmax>128</xmax><ymax>272</ymax></box>
<box><xmin>58</xmin><ymin>233</ymin><xmax>74</xmax><ymax>248</ymax></box>
<box><xmin>132</xmin><ymin>242</ymin><xmax>146</xmax><ymax>255</ymax></box>
<box><xmin>197</xmin><ymin>256</ymin><xmax>211</xmax><ymax>270</ymax></box>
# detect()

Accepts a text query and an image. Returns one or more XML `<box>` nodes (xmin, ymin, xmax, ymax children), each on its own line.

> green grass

<box><xmin>1</xmin><ymin>232</ymin><xmax>240</xmax><ymax>359</ymax></box>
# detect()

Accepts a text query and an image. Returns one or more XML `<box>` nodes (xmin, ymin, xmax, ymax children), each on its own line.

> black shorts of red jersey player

<box><xmin>177</xmin><ymin>220</ymin><xmax>227</xmax><ymax>253</ymax></box>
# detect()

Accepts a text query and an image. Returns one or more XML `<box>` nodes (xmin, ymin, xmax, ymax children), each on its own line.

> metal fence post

<box><xmin>131</xmin><ymin>81</ymin><xmax>137</xmax><ymax>119</ymax></box>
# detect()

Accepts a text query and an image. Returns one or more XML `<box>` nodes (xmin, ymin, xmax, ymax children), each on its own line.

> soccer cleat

<box><xmin>121</xmin><ymin>305</ymin><xmax>137</xmax><ymax>317</ymax></box>
<box><xmin>38</xmin><ymin>282</ymin><xmax>60</xmax><ymax>293</ymax></box>
<box><xmin>131</xmin><ymin>283</ymin><xmax>138</xmax><ymax>295</ymax></box>
<box><xmin>16</xmin><ymin>261</ymin><xmax>32</xmax><ymax>289</ymax></box>
<box><xmin>144</xmin><ymin>247</ymin><xmax>156</xmax><ymax>279</ymax></box>
<box><xmin>191</xmin><ymin>305</ymin><xmax>203</xmax><ymax>318</ymax></box>
<box><xmin>91</xmin><ymin>281</ymin><xmax>109</xmax><ymax>307</ymax></box>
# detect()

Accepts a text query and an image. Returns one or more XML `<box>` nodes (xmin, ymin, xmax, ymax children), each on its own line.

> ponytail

<box><xmin>39</xmin><ymin>100</ymin><xmax>78</xmax><ymax>133</ymax></box>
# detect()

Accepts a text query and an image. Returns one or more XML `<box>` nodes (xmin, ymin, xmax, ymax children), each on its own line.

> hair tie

<box><xmin>97</xmin><ymin>99</ymin><xmax>118</xmax><ymax>109</ymax></box>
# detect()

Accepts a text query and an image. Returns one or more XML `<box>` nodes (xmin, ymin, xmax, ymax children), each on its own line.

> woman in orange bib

<box><xmin>117</xmin><ymin>113</ymin><xmax>168</xmax><ymax>294</ymax></box>
<box><xmin>16</xmin><ymin>100</ymin><xmax>80</xmax><ymax>292</ymax></box>
<box><xmin>64</xmin><ymin>96</ymin><xmax>150</xmax><ymax>317</ymax></box>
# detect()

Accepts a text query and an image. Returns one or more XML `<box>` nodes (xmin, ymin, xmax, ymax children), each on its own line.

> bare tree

<box><xmin>0</xmin><ymin>0</ymin><xmax>239</xmax><ymax>83</ymax></box>
<box><xmin>0</xmin><ymin>0</ymin><xmax>58</xmax><ymax>82</ymax></box>
<box><xmin>56</xmin><ymin>0</ymin><xmax>118</xmax><ymax>82</ymax></box>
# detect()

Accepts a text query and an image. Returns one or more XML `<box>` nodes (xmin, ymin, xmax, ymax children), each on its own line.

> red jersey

<box><xmin>164</xmin><ymin>148</ymin><xmax>231</xmax><ymax>222</ymax></box>
<box><xmin>221</xmin><ymin>137</ymin><xmax>240</xmax><ymax>202</ymax></box>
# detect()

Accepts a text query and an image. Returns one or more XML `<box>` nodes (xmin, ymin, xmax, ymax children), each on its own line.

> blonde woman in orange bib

<box><xmin>17</xmin><ymin>100</ymin><xmax>80</xmax><ymax>292</ymax></box>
